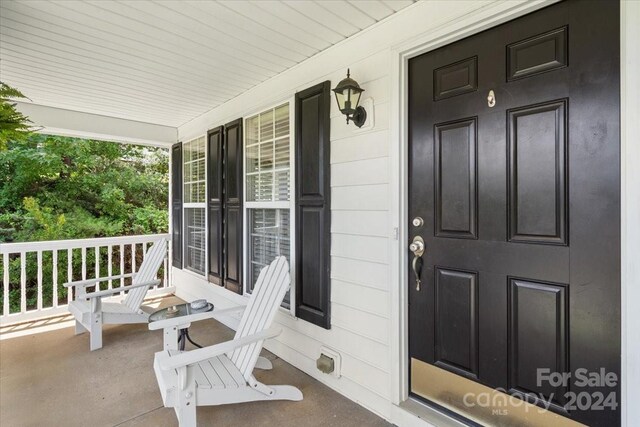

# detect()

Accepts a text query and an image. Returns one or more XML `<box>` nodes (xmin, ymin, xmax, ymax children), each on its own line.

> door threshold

<box><xmin>398</xmin><ymin>397</ymin><xmax>472</xmax><ymax>427</ymax></box>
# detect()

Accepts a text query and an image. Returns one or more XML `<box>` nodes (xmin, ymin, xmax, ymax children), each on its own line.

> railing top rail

<box><xmin>0</xmin><ymin>233</ymin><xmax>170</xmax><ymax>254</ymax></box>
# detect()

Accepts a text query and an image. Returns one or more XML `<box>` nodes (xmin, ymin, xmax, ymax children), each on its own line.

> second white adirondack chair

<box><xmin>150</xmin><ymin>256</ymin><xmax>302</xmax><ymax>427</ymax></box>
<box><xmin>64</xmin><ymin>237</ymin><xmax>167</xmax><ymax>350</ymax></box>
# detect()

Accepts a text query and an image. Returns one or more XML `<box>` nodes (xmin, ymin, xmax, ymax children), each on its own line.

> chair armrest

<box><xmin>148</xmin><ymin>305</ymin><xmax>245</xmax><ymax>331</ymax></box>
<box><xmin>83</xmin><ymin>280</ymin><xmax>160</xmax><ymax>299</ymax></box>
<box><xmin>158</xmin><ymin>327</ymin><xmax>281</xmax><ymax>371</ymax></box>
<box><xmin>63</xmin><ymin>273</ymin><xmax>136</xmax><ymax>288</ymax></box>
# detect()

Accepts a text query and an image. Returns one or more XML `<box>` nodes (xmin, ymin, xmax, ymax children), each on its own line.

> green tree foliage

<box><xmin>0</xmin><ymin>133</ymin><xmax>168</xmax><ymax>242</ymax></box>
<box><xmin>0</xmin><ymin>133</ymin><xmax>169</xmax><ymax>314</ymax></box>
<box><xmin>0</xmin><ymin>82</ymin><xmax>33</xmax><ymax>149</ymax></box>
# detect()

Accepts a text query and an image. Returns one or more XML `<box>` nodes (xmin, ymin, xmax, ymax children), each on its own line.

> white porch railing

<box><xmin>0</xmin><ymin>234</ymin><xmax>173</xmax><ymax>325</ymax></box>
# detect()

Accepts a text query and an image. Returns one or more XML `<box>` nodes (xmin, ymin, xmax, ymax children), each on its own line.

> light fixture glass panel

<box><xmin>335</xmin><ymin>91</ymin><xmax>346</xmax><ymax>110</ymax></box>
<box><xmin>351</xmin><ymin>90</ymin><xmax>362</xmax><ymax>109</ymax></box>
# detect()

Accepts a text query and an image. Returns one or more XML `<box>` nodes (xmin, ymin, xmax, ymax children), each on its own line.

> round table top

<box><xmin>149</xmin><ymin>302</ymin><xmax>214</xmax><ymax>322</ymax></box>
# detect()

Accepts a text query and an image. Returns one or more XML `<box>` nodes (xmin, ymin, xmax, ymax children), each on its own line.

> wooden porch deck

<box><xmin>0</xmin><ymin>296</ymin><xmax>391</xmax><ymax>427</ymax></box>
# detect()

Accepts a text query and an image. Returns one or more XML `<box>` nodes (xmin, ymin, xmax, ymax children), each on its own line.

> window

<box><xmin>244</xmin><ymin>103</ymin><xmax>294</xmax><ymax>306</ymax></box>
<box><xmin>183</xmin><ymin>136</ymin><xmax>206</xmax><ymax>275</ymax></box>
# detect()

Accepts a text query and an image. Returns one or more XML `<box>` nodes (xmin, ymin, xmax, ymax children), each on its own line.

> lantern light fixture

<box><xmin>332</xmin><ymin>69</ymin><xmax>367</xmax><ymax>128</ymax></box>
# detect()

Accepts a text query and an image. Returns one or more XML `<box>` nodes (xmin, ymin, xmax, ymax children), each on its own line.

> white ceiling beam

<box><xmin>15</xmin><ymin>101</ymin><xmax>177</xmax><ymax>148</ymax></box>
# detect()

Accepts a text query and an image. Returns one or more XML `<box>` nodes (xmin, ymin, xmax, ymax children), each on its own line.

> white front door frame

<box><xmin>388</xmin><ymin>1</ymin><xmax>638</xmax><ymax>425</ymax></box>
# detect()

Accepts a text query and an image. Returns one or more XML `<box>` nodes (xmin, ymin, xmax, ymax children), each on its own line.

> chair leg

<box><xmin>74</xmin><ymin>320</ymin><xmax>87</xmax><ymax>335</ymax></box>
<box><xmin>177</xmin><ymin>402</ymin><xmax>196</xmax><ymax>427</ymax></box>
<box><xmin>177</xmin><ymin>379</ymin><xmax>197</xmax><ymax>427</ymax></box>
<box><xmin>89</xmin><ymin>314</ymin><xmax>103</xmax><ymax>351</ymax></box>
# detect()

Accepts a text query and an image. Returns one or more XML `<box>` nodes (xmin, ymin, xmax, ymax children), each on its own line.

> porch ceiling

<box><xmin>0</xmin><ymin>0</ymin><xmax>416</xmax><ymax>127</ymax></box>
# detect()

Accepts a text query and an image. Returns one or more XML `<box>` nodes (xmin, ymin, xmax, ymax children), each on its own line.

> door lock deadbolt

<box><xmin>412</xmin><ymin>217</ymin><xmax>424</xmax><ymax>227</ymax></box>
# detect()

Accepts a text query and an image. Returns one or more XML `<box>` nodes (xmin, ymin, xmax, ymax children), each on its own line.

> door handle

<box><xmin>410</xmin><ymin>236</ymin><xmax>425</xmax><ymax>291</ymax></box>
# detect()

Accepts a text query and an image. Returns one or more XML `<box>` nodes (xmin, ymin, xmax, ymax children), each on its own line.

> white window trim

<box><xmin>242</xmin><ymin>98</ymin><xmax>296</xmax><ymax>317</ymax></box>
<box><xmin>182</xmin><ymin>134</ymin><xmax>207</xmax><ymax>278</ymax></box>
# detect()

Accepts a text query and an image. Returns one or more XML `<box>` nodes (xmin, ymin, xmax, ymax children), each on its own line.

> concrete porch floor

<box><xmin>0</xmin><ymin>296</ymin><xmax>392</xmax><ymax>427</ymax></box>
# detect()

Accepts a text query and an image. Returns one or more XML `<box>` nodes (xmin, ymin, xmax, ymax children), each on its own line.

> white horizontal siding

<box><xmin>331</xmin><ymin>129</ymin><xmax>389</xmax><ymax>164</ymax></box>
<box><xmin>331</xmin><ymin>211</ymin><xmax>389</xmax><ymax>237</ymax></box>
<box><xmin>331</xmin><ymin>257</ymin><xmax>389</xmax><ymax>291</ymax></box>
<box><xmin>333</xmin><ymin>185</ymin><xmax>389</xmax><ymax>211</ymax></box>
<box><xmin>331</xmin><ymin>279</ymin><xmax>390</xmax><ymax>318</ymax></box>
<box><xmin>331</xmin><ymin>234</ymin><xmax>389</xmax><ymax>264</ymax></box>
<box><xmin>332</xmin><ymin>157</ymin><xmax>389</xmax><ymax>187</ymax></box>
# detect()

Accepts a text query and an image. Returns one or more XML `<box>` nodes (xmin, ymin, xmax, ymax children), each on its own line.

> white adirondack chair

<box><xmin>150</xmin><ymin>256</ymin><xmax>302</xmax><ymax>427</ymax></box>
<box><xmin>64</xmin><ymin>237</ymin><xmax>167</xmax><ymax>351</ymax></box>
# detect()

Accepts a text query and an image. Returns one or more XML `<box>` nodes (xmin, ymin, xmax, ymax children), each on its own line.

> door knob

<box><xmin>410</xmin><ymin>236</ymin><xmax>425</xmax><ymax>291</ymax></box>
<box><xmin>409</xmin><ymin>237</ymin><xmax>424</xmax><ymax>256</ymax></box>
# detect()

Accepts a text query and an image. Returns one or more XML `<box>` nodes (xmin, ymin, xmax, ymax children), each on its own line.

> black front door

<box><xmin>408</xmin><ymin>1</ymin><xmax>620</xmax><ymax>425</ymax></box>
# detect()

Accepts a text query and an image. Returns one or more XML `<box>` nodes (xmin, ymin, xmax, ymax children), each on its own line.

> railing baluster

<box><xmin>81</xmin><ymin>247</ymin><xmax>87</xmax><ymax>281</ymax></box>
<box><xmin>20</xmin><ymin>252</ymin><xmax>26</xmax><ymax>313</ymax></box>
<box><xmin>3</xmin><ymin>253</ymin><xmax>9</xmax><ymax>315</ymax></box>
<box><xmin>95</xmin><ymin>246</ymin><xmax>100</xmax><ymax>292</ymax></box>
<box><xmin>107</xmin><ymin>245</ymin><xmax>113</xmax><ymax>289</ymax></box>
<box><xmin>37</xmin><ymin>251</ymin><xmax>43</xmax><ymax>311</ymax></box>
<box><xmin>131</xmin><ymin>243</ymin><xmax>136</xmax><ymax>274</ymax></box>
<box><xmin>52</xmin><ymin>250</ymin><xmax>58</xmax><ymax>308</ymax></box>
<box><xmin>120</xmin><ymin>244</ymin><xmax>125</xmax><ymax>295</ymax></box>
<box><xmin>163</xmin><ymin>257</ymin><xmax>168</xmax><ymax>289</ymax></box>
<box><xmin>67</xmin><ymin>248</ymin><xmax>72</xmax><ymax>303</ymax></box>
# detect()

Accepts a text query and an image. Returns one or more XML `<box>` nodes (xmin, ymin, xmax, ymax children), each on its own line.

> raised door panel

<box><xmin>225</xmin><ymin>120</ymin><xmax>242</xmax><ymax>204</ymax></box>
<box><xmin>224</xmin><ymin>205</ymin><xmax>242</xmax><ymax>293</ymax></box>
<box><xmin>434</xmin><ymin>268</ymin><xmax>478</xmax><ymax>379</ymax></box>
<box><xmin>298</xmin><ymin>207</ymin><xmax>323</xmax><ymax>313</ymax></box>
<box><xmin>508</xmin><ymin>278</ymin><xmax>568</xmax><ymax>409</ymax></box>
<box><xmin>508</xmin><ymin>100</ymin><xmax>567</xmax><ymax>245</ymax></box>
<box><xmin>298</xmin><ymin>94</ymin><xmax>323</xmax><ymax>200</ymax></box>
<box><xmin>435</xmin><ymin>118</ymin><xmax>477</xmax><ymax>239</ymax></box>
<box><xmin>434</xmin><ymin>56</ymin><xmax>478</xmax><ymax>101</ymax></box>
<box><xmin>507</xmin><ymin>27</ymin><xmax>568</xmax><ymax>81</ymax></box>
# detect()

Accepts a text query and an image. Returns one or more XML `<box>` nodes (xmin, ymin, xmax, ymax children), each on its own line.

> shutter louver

<box><xmin>295</xmin><ymin>81</ymin><xmax>331</xmax><ymax>329</ymax></box>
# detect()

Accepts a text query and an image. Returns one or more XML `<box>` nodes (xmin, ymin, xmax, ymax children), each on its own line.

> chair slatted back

<box><xmin>228</xmin><ymin>256</ymin><xmax>290</xmax><ymax>381</ymax></box>
<box><xmin>123</xmin><ymin>238</ymin><xmax>167</xmax><ymax>311</ymax></box>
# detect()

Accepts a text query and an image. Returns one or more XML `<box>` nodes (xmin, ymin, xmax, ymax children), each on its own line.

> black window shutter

<box><xmin>207</xmin><ymin>127</ymin><xmax>224</xmax><ymax>285</ymax></box>
<box><xmin>223</xmin><ymin>118</ymin><xmax>243</xmax><ymax>294</ymax></box>
<box><xmin>171</xmin><ymin>142</ymin><xmax>183</xmax><ymax>269</ymax></box>
<box><xmin>295</xmin><ymin>81</ymin><xmax>331</xmax><ymax>329</ymax></box>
